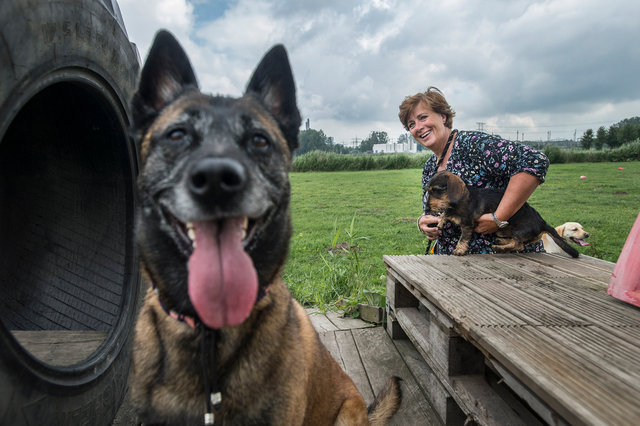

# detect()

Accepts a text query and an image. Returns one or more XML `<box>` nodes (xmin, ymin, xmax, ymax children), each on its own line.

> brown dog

<box><xmin>128</xmin><ymin>30</ymin><xmax>401</xmax><ymax>425</ymax></box>
<box><xmin>541</xmin><ymin>222</ymin><xmax>590</xmax><ymax>254</ymax></box>
<box><xmin>425</xmin><ymin>170</ymin><xmax>579</xmax><ymax>257</ymax></box>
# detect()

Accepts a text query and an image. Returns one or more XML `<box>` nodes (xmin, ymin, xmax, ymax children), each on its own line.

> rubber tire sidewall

<box><xmin>0</xmin><ymin>1</ymin><xmax>141</xmax><ymax>424</ymax></box>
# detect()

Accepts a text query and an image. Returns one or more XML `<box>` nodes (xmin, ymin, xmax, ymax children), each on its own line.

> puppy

<box><xmin>542</xmin><ymin>222</ymin><xmax>590</xmax><ymax>254</ymax></box>
<box><xmin>425</xmin><ymin>171</ymin><xmax>579</xmax><ymax>257</ymax></box>
<box><xmin>128</xmin><ymin>30</ymin><xmax>401</xmax><ymax>425</ymax></box>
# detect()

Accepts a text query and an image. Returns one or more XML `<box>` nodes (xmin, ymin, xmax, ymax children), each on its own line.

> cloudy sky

<box><xmin>118</xmin><ymin>0</ymin><xmax>640</xmax><ymax>146</ymax></box>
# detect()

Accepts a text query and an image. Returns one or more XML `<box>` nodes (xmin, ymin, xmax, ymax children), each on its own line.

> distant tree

<box><xmin>397</xmin><ymin>133</ymin><xmax>410</xmax><ymax>144</ymax></box>
<box><xmin>581</xmin><ymin>129</ymin><xmax>594</xmax><ymax>150</ymax></box>
<box><xmin>297</xmin><ymin>129</ymin><xmax>331</xmax><ymax>155</ymax></box>
<box><xmin>607</xmin><ymin>126</ymin><xmax>620</xmax><ymax>149</ymax></box>
<box><xmin>614</xmin><ymin>117</ymin><xmax>640</xmax><ymax>127</ymax></box>
<box><xmin>358</xmin><ymin>131</ymin><xmax>389</xmax><ymax>153</ymax></box>
<box><xmin>619</xmin><ymin>123</ymin><xmax>638</xmax><ymax>145</ymax></box>
<box><xmin>595</xmin><ymin>126</ymin><xmax>607</xmax><ymax>150</ymax></box>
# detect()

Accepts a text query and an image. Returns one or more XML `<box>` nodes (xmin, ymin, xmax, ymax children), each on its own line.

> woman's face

<box><xmin>407</xmin><ymin>103</ymin><xmax>448</xmax><ymax>151</ymax></box>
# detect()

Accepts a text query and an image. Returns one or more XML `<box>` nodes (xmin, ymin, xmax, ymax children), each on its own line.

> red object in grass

<box><xmin>608</xmin><ymin>212</ymin><xmax>640</xmax><ymax>307</ymax></box>
<box><xmin>618</xmin><ymin>167</ymin><xmax>624</xmax><ymax>170</ymax></box>
<box><xmin>580</xmin><ymin>176</ymin><xmax>587</xmax><ymax>179</ymax></box>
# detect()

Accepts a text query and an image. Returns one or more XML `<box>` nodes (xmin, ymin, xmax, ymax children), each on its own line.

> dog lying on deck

<box><xmin>542</xmin><ymin>222</ymin><xmax>590</xmax><ymax>254</ymax></box>
<box><xmin>424</xmin><ymin>171</ymin><xmax>579</xmax><ymax>257</ymax></box>
<box><xmin>128</xmin><ymin>30</ymin><xmax>401</xmax><ymax>425</ymax></box>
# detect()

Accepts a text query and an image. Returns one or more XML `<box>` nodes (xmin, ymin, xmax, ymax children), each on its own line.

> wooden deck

<box><xmin>385</xmin><ymin>253</ymin><xmax>640</xmax><ymax>426</ymax></box>
<box><xmin>307</xmin><ymin>309</ymin><xmax>443</xmax><ymax>425</ymax></box>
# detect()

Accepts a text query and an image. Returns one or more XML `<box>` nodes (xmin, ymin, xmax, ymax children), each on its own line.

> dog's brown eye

<box><xmin>251</xmin><ymin>135</ymin><xmax>269</xmax><ymax>150</ymax></box>
<box><xmin>168</xmin><ymin>129</ymin><xmax>186</xmax><ymax>141</ymax></box>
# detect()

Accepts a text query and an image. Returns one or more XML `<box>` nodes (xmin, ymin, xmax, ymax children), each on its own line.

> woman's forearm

<box><xmin>494</xmin><ymin>172</ymin><xmax>541</xmax><ymax>221</ymax></box>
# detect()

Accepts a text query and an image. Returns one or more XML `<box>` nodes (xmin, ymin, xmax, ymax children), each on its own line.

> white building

<box><xmin>373</xmin><ymin>139</ymin><xmax>418</xmax><ymax>154</ymax></box>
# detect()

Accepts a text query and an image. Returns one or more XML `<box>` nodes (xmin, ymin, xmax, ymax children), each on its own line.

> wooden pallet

<box><xmin>385</xmin><ymin>253</ymin><xmax>640</xmax><ymax>426</ymax></box>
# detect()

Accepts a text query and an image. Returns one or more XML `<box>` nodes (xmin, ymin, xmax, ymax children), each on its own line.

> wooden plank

<box><xmin>352</xmin><ymin>327</ymin><xmax>442</xmax><ymax>426</ymax></box>
<box><xmin>513</xmin><ymin>253</ymin><xmax>614</xmax><ymax>283</ymax></box>
<box><xmin>12</xmin><ymin>330</ymin><xmax>107</xmax><ymax>366</ymax></box>
<box><xmin>317</xmin><ymin>330</ymin><xmax>345</xmax><ymax>370</ymax></box>
<box><xmin>334</xmin><ymin>330</ymin><xmax>375</xmax><ymax>404</ymax></box>
<box><xmin>306</xmin><ymin>308</ymin><xmax>339</xmax><ymax>332</ymax></box>
<box><xmin>393</xmin><ymin>339</ymin><xmax>459</xmax><ymax>425</ymax></box>
<box><xmin>395</xmin><ymin>307</ymin><xmax>483</xmax><ymax>377</ymax></box>
<box><xmin>486</xmin><ymin>359</ymin><xmax>570</xmax><ymax>426</ymax></box>
<box><xmin>325</xmin><ymin>310</ymin><xmax>376</xmax><ymax>330</ymax></box>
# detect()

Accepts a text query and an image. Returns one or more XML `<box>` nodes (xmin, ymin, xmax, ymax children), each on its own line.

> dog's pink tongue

<box><xmin>188</xmin><ymin>218</ymin><xmax>258</xmax><ymax>329</ymax></box>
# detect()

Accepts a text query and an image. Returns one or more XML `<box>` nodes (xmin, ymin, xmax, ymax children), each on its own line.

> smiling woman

<box><xmin>0</xmin><ymin>0</ymin><xmax>142</xmax><ymax>424</ymax></box>
<box><xmin>398</xmin><ymin>87</ymin><xmax>550</xmax><ymax>256</ymax></box>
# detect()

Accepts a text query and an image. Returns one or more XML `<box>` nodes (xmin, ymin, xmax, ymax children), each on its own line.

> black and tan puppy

<box><xmin>129</xmin><ymin>30</ymin><xmax>401</xmax><ymax>425</ymax></box>
<box><xmin>425</xmin><ymin>171</ymin><xmax>579</xmax><ymax>257</ymax></box>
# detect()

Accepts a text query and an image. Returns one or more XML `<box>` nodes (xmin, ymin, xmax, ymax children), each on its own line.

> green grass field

<box><xmin>282</xmin><ymin>161</ymin><xmax>640</xmax><ymax>309</ymax></box>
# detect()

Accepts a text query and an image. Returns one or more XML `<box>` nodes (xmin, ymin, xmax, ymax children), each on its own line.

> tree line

<box><xmin>580</xmin><ymin>117</ymin><xmax>640</xmax><ymax>150</ymax></box>
<box><xmin>295</xmin><ymin>116</ymin><xmax>640</xmax><ymax>156</ymax></box>
<box><xmin>295</xmin><ymin>129</ymin><xmax>394</xmax><ymax>156</ymax></box>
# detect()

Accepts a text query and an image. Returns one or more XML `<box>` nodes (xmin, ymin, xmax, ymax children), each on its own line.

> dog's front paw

<box><xmin>452</xmin><ymin>247</ymin><xmax>467</xmax><ymax>256</ymax></box>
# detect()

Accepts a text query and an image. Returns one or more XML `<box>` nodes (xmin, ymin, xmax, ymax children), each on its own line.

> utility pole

<box><xmin>547</xmin><ymin>131</ymin><xmax>551</xmax><ymax>142</ymax></box>
<box><xmin>516</xmin><ymin>130</ymin><xmax>519</xmax><ymax>141</ymax></box>
<box><xmin>476</xmin><ymin>122</ymin><xmax>485</xmax><ymax>132</ymax></box>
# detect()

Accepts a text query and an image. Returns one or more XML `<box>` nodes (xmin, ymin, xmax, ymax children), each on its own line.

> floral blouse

<box><xmin>422</xmin><ymin>130</ymin><xmax>550</xmax><ymax>255</ymax></box>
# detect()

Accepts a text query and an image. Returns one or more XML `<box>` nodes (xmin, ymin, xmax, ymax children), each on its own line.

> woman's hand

<box><xmin>474</xmin><ymin>213</ymin><xmax>498</xmax><ymax>234</ymax></box>
<box><xmin>418</xmin><ymin>215</ymin><xmax>441</xmax><ymax>240</ymax></box>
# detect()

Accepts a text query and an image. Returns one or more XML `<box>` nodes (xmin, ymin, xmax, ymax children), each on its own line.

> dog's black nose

<box><xmin>188</xmin><ymin>158</ymin><xmax>246</xmax><ymax>198</ymax></box>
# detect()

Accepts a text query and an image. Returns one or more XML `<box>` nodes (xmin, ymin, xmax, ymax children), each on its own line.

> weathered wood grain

<box><xmin>12</xmin><ymin>330</ymin><xmax>107</xmax><ymax>366</ymax></box>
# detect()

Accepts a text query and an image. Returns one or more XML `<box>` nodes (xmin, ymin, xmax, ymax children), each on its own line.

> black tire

<box><xmin>0</xmin><ymin>0</ymin><xmax>141</xmax><ymax>424</ymax></box>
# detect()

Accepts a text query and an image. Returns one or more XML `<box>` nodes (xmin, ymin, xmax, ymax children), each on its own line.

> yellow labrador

<box><xmin>542</xmin><ymin>222</ymin><xmax>590</xmax><ymax>254</ymax></box>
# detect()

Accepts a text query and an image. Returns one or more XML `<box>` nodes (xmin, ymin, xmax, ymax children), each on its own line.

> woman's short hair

<box><xmin>398</xmin><ymin>86</ymin><xmax>455</xmax><ymax>131</ymax></box>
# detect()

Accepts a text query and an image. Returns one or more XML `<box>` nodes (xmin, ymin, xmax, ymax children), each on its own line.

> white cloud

<box><xmin>118</xmin><ymin>0</ymin><xmax>640</xmax><ymax>144</ymax></box>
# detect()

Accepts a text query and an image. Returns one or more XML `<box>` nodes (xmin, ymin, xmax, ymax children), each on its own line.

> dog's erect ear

<box><xmin>245</xmin><ymin>45</ymin><xmax>301</xmax><ymax>153</ymax></box>
<box><xmin>132</xmin><ymin>30</ymin><xmax>198</xmax><ymax>130</ymax></box>
<box><xmin>446</xmin><ymin>173</ymin><xmax>467</xmax><ymax>206</ymax></box>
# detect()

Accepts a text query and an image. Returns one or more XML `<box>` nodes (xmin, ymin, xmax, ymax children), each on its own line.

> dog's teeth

<box><xmin>186</xmin><ymin>222</ymin><xmax>196</xmax><ymax>246</ymax></box>
<box><xmin>242</xmin><ymin>217</ymin><xmax>248</xmax><ymax>240</ymax></box>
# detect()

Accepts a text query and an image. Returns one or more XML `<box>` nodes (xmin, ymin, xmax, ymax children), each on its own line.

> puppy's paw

<box><xmin>492</xmin><ymin>245</ymin><xmax>508</xmax><ymax>253</ymax></box>
<box><xmin>452</xmin><ymin>247</ymin><xmax>467</xmax><ymax>256</ymax></box>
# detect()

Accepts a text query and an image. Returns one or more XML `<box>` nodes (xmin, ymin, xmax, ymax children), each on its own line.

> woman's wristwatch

<box><xmin>491</xmin><ymin>212</ymin><xmax>509</xmax><ymax>228</ymax></box>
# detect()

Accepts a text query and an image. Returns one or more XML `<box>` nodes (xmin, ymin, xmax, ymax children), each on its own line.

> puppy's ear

<box><xmin>556</xmin><ymin>224</ymin><xmax>565</xmax><ymax>237</ymax></box>
<box><xmin>245</xmin><ymin>45</ymin><xmax>301</xmax><ymax>154</ymax></box>
<box><xmin>132</xmin><ymin>30</ymin><xmax>198</xmax><ymax>131</ymax></box>
<box><xmin>446</xmin><ymin>174</ymin><xmax>467</xmax><ymax>206</ymax></box>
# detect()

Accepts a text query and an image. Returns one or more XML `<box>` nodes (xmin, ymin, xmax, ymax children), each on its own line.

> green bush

<box><xmin>291</xmin><ymin>141</ymin><xmax>640</xmax><ymax>171</ymax></box>
<box><xmin>536</xmin><ymin>141</ymin><xmax>639</xmax><ymax>165</ymax></box>
<box><xmin>291</xmin><ymin>151</ymin><xmax>431</xmax><ymax>172</ymax></box>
